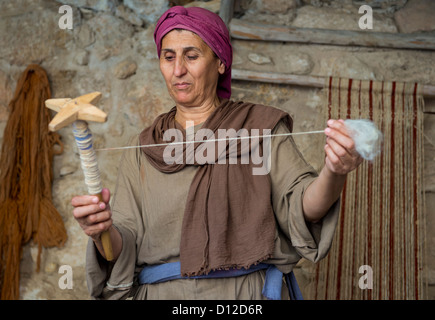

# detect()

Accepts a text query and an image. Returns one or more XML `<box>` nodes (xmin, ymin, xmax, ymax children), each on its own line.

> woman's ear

<box><xmin>218</xmin><ymin>60</ymin><xmax>225</xmax><ymax>75</ymax></box>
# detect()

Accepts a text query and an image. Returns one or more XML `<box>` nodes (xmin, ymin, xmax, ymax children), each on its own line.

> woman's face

<box><xmin>159</xmin><ymin>29</ymin><xmax>225</xmax><ymax>107</ymax></box>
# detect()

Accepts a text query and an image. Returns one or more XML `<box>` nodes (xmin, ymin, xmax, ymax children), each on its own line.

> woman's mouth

<box><xmin>174</xmin><ymin>82</ymin><xmax>191</xmax><ymax>90</ymax></box>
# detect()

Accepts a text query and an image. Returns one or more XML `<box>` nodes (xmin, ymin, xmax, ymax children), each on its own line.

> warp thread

<box><xmin>96</xmin><ymin>121</ymin><xmax>383</xmax><ymax>162</ymax></box>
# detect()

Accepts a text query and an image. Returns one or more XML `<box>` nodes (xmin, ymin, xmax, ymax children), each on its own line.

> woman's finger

<box><xmin>72</xmin><ymin>202</ymin><xmax>106</xmax><ymax>219</ymax></box>
<box><xmin>83</xmin><ymin>210</ymin><xmax>112</xmax><ymax>226</ymax></box>
<box><xmin>325</xmin><ymin>127</ymin><xmax>355</xmax><ymax>152</ymax></box>
<box><xmin>101</xmin><ymin>188</ymin><xmax>111</xmax><ymax>204</ymax></box>
<box><xmin>327</xmin><ymin>119</ymin><xmax>348</xmax><ymax>135</ymax></box>
<box><xmin>71</xmin><ymin>195</ymin><xmax>99</xmax><ymax>207</ymax></box>
<box><xmin>324</xmin><ymin>143</ymin><xmax>344</xmax><ymax>168</ymax></box>
<box><xmin>326</xmin><ymin>136</ymin><xmax>351</xmax><ymax>160</ymax></box>
<box><xmin>83</xmin><ymin>220</ymin><xmax>113</xmax><ymax>237</ymax></box>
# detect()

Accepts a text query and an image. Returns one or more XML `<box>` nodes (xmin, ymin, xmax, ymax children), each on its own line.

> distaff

<box><xmin>45</xmin><ymin>92</ymin><xmax>115</xmax><ymax>261</ymax></box>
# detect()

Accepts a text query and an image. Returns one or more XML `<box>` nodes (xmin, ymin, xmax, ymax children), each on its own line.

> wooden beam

<box><xmin>219</xmin><ymin>0</ymin><xmax>234</xmax><ymax>27</ymax></box>
<box><xmin>229</xmin><ymin>18</ymin><xmax>435</xmax><ymax>51</ymax></box>
<box><xmin>232</xmin><ymin>68</ymin><xmax>324</xmax><ymax>88</ymax></box>
<box><xmin>423</xmin><ymin>85</ymin><xmax>435</xmax><ymax>98</ymax></box>
<box><xmin>231</xmin><ymin>68</ymin><xmax>435</xmax><ymax>98</ymax></box>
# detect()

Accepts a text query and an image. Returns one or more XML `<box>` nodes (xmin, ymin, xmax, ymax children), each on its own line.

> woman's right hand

<box><xmin>71</xmin><ymin>187</ymin><xmax>122</xmax><ymax>261</ymax></box>
<box><xmin>71</xmin><ymin>188</ymin><xmax>113</xmax><ymax>242</ymax></box>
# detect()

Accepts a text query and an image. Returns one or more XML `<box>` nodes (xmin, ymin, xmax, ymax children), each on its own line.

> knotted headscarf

<box><xmin>153</xmin><ymin>6</ymin><xmax>233</xmax><ymax>99</ymax></box>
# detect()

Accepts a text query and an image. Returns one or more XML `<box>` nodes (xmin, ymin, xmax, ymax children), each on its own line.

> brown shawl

<box><xmin>139</xmin><ymin>99</ymin><xmax>292</xmax><ymax>276</ymax></box>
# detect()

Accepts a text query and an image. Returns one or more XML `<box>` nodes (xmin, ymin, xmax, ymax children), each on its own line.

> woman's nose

<box><xmin>173</xmin><ymin>56</ymin><xmax>187</xmax><ymax>77</ymax></box>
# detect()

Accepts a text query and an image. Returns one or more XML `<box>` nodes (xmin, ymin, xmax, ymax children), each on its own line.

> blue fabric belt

<box><xmin>137</xmin><ymin>262</ymin><xmax>303</xmax><ymax>300</ymax></box>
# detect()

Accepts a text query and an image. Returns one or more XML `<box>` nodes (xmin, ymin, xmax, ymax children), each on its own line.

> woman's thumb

<box><xmin>101</xmin><ymin>187</ymin><xmax>111</xmax><ymax>204</ymax></box>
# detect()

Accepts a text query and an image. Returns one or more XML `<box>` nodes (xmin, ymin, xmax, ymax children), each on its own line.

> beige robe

<box><xmin>85</xmin><ymin>118</ymin><xmax>340</xmax><ymax>300</ymax></box>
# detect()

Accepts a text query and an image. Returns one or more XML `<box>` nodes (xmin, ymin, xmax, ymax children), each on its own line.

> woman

<box><xmin>71</xmin><ymin>6</ymin><xmax>362</xmax><ymax>300</ymax></box>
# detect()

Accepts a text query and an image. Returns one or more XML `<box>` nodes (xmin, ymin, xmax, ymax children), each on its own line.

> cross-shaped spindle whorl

<box><xmin>45</xmin><ymin>92</ymin><xmax>113</xmax><ymax>261</ymax></box>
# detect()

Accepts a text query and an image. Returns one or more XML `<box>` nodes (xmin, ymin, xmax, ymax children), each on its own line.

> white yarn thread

<box><xmin>95</xmin><ymin>130</ymin><xmax>325</xmax><ymax>151</ymax></box>
<box><xmin>72</xmin><ymin>120</ymin><xmax>103</xmax><ymax>195</ymax></box>
<box><xmin>344</xmin><ymin>119</ymin><xmax>383</xmax><ymax>161</ymax></box>
<box><xmin>94</xmin><ymin>120</ymin><xmax>383</xmax><ymax>161</ymax></box>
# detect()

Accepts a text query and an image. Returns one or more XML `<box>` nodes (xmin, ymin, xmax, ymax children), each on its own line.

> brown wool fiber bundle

<box><xmin>0</xmin><ymin>64</ymin><xmax>67</xmax><ymax>300</ymax></box>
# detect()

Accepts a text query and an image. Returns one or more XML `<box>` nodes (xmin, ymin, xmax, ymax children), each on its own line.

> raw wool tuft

<box><xmin>0</xmin><ymin>64</ymin><xmax>67</xmax><ymax>300</ymax></box>
<box><xmin>344</xmin><ymin>119</ymin><xmax>383</xmax><ymax>161</ymax></box>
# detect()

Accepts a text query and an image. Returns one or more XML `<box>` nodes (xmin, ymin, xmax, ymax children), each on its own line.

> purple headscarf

<box><xmin>154</xmin><ymin>6</ymin><xmax>233</xmax><ymax>99</ymax></box>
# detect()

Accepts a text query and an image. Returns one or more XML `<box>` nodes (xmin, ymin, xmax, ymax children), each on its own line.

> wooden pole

<box><xmin>219</xmin><ymin>0</ymin><xmax>234</xmax><ymax>27</ymax></box>
<box><xmin>232</xmin><ymin>68</ymin><xmax>324</xmax><ymax>88</ymax></box>
<box><xmin>229</xmin><ymin>18</ymin><xmax>435</xmax><ymax>51</ymax></box>
<box><xmin>231</xmin><ymin>68</ymin><xmax>435</xmax><ymax>98</ymax></box>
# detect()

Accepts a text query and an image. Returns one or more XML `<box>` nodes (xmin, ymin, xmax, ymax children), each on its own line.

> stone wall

<box><xmin>0</xmin><ymin>0</ymin><xmax>434</xmax><ymax>300</ymax></box>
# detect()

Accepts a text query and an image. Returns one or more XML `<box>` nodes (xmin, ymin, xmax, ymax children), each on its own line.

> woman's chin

<box><xmin>173</xmin><ymin>93</ymin><xmax>195</xmax><ymax>106</ymax></box>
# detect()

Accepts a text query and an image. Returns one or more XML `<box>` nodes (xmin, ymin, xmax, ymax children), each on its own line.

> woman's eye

<box><xmin>164</xmin><ymin>55</ymin><xmax>175</xmax><ymax>61</ymax></box>
<box><xmin>187</xmin><ymin>55</ymin><xmax>198</xmax><ymax>60</ymax></box>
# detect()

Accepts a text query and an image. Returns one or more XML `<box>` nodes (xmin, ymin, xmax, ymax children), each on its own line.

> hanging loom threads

<box><xmin>72</xmin><ymin>120</ymin><xmax>103</xmax><ymax>195</ymax></box>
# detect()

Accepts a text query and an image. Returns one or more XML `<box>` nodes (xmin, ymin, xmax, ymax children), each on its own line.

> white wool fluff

<box><xmin>344</xmin><ymin>119</ymin><xmax>383</xmax><ymax>161</ymax></box>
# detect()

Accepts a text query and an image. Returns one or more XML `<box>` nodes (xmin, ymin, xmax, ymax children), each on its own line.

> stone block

<box><xmin>258</xmin><ymin>0</ymin><xmax>299</xmax><ymax>14</ymax></box>
<box><xmin>0</xmin><ymin>70</ymin><xmax>12</xmax><ymax>121</ymax></box>
<box><xmin>115</xmin><ymin>4</ymin><xmax>144</xmax><ymax>27</ymax></box>
<box><xmin>113</xmin><ymin>58</ymin><xmax>138</xmax><ymax>79</ymax></box>
<box><xmin>292</xmin><ymin>5</ymin><xmax>398</xmax><ymax>32</ymax></box>
<box><xmin>56</xmin><ymin>0</ymin><xmax>121</xmax><ymax>12</ymax></box>
<box><xmin>282</xmin><ymin>52</ymin><xmax>314</xmax><ymax>75</ymax></box>
<box><xmin>74</xmin><ymin>24</ymin><xmax>95</xmax><ymax>48</ymax></box>
<box><xmin>394</xmin><ymin>0</ymin><xmax>435</xmax><ymax>33</ymax></box>
<box><xmin>124</xmin><ymin>0</ymin><xmax>169</xmax><ymax>24</ymax></box>
<box><xmin>185</xmin><ymin>0</ymin><xmax>221</xmax><ymax>13</ymax></box>
<box><xmin>74</xmin><ymin>49</ymin><xmax>89</xmax><ymax>65</ymax></box>
<box><xmin>248</xmin><ymin>53</ymin><xmax>273</xmax><ymax>65</ymax></box>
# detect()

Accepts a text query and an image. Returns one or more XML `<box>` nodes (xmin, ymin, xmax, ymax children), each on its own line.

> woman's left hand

<box><xmin>324</xmin><ymin>119</ymin><xmax>363</xmax><ymax>176</ymax></box>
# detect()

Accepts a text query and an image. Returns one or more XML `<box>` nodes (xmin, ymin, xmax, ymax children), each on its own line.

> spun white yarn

<box><xmin>72</xmin><ymin>120</ymin><xmax>103</xmax><ymax>195</ymax></box>
<box><xmin>344</xmin><ymin>119</ymin><xmax>383</xmax><ymax>161</ymax></box>
<box><xmin>94</xmin><ymin>119</ymin><xmax>383</xmax><ymax>162</ymax></box>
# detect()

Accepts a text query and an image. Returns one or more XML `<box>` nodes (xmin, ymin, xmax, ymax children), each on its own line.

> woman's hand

<box><xmin>324</xmin><ymin>119</ymin><xmax>363</xmax><ymax>176</ymax></box>
<box><xmin>71</xmin><ymin>188</ymin><xmax>113</xmax><ymax>242</ymax></box>
<box><xmin>71</xmin><ymin>188</ymin><xmax>122</xmax><ymax>261</ymax></box>
<box><xmin>302</xmin><ymin>119</ymin><xmax>364</xmax><ymax>223</ymax></box>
